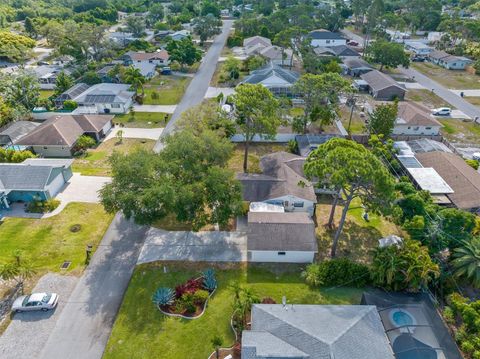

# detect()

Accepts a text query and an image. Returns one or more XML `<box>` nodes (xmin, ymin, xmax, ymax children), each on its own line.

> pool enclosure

<box><xmin>361</xmin><ymin>291</ymin><xmax>462</xmax><ymax>359</ymax></box>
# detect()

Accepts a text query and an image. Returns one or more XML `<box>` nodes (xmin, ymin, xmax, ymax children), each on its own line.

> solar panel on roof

<box><xmin>66</xmin><ymin>83</ymin><xmax>90</xmax><ymax>98</ymax></box>
<box><xmin>397</xmin><ymin>156</ymin><xmax>423</xmax><ymax>169</ymax></box>
<box><xmin>84</xmin><ymin>94</ymin><xmax>116</xmax><ymax>103</ymax></box>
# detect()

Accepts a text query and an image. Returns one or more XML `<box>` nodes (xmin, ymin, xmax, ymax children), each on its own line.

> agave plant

<box><xmin>203</xmin><ymin>268</ymin><xmax>217</xmax><ymax>291</ymax></box>
<box><xmin>152</xmin><ymin>287</ymin><xmax>175</xmax><ymax>306</ymax></box>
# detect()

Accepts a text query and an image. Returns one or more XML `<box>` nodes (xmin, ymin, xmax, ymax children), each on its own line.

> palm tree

<box><xmin>211</xmin><ymin>335</ymin><xmax>223</xmax><ymax>359</ymax></box>
<box><xmin>124</xmin><ymin>66</ymin><xmax>146</xmax><ymax>97</ymax></box>
<box><xmin>452</xmin><ymin>237</ymin><xmax>480</xmax><ymax>287</ymax></box>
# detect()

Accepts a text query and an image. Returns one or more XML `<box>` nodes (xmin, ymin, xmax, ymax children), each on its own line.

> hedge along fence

<box><xmin>157</xmin><ymin>281</ymin><xmax>216</xmax><ymax>320</ymax></box>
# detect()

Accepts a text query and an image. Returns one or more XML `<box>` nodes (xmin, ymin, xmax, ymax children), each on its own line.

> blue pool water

<box><xmin>393</xmin><ymin>311</ymin><xmax>414</xmax><ymax>326</ymax></box>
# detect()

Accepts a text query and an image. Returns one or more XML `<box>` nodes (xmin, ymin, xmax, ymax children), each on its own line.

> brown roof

<box><xmin>247</xmin><ymin>212</ymin><xmax>317</xmax><ymax>251</ymax></box>
<box><xmin>16</xmin><ymin>115</ymin><xmax>113</xmax><ymax>147</ymax></box>
<box><xmin>129</xmin><ymin>50</ymin><xmax>169</xmax><ymax>61</ymax></box>
<box><xmin>361</xmin><ymin>70</ymin><xmax>405</xmax><ymax>92</ymax></box>
<box><xmin>396</xmin><ymin>102</ymin><xmax>442</xmax><ymax>127</ymax></box>
<box><xmin>416</xmin><ymin>151</ymin><xmax>480</xmax><ymax>210</ymax></box>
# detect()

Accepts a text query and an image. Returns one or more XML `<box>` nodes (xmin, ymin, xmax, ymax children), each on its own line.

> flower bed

<box><xmin>152</xmin><ymin>269</ymin><xmax>217</xmax><ymax>319</ymax></box>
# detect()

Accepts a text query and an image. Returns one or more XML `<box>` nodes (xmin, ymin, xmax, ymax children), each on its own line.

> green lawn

<box><xmin>114</xmin><ymin>112</ymin><xmax>170</xmax><ymax>128</ymax></box>
<box><xmin>412</xmin><ymin>62</ymin><xmax>480</xmax><ymax>89</ymax></box>
<box><xmin>440</xmin><ymin>119</ymin><xmax>480</xmax><ymax>143</ymax></box>
<box><xmin>103</xmin><ymin>263</ymin><xmax>364</xmax><ymax>359</ymax></box>
<box><xmin>0</xmin><ymin>203</ymin><xmax>114</xmax><ymax>274</ymax></box>
<box><xmin>405</xmin><ymin>89</ymin><xmax>452</xmax><ymax>109</ymax></box>
<box><xmin>316</xmin><ymin>197</ymin><xmax>404</xmax><ymax>263</ymax></box>
<box><xmin>143</xmin><ymin>75</ymin><xmax>191</xmax><ymax>105</ymax></box>
<box><xmin>467</xmin><ymin>97</ymin><xmax>480</xmax><ymax>107</ymax></box>
<box><xmin>72</xmin><ymin>138</ymin><xmax>155</xmax><ymax>176</ymax></box>
<box><xmin>39</xmin><ymin>90</ymin><xmax>55</xmax><ymax>99</ymax></box>
<box><xmin>228</xmin><ymin>143</ymin><xmax>287</xmax><ymax>174</ymax></box>
<box><xmin>338</xmin><ymin>104</ymin><xmax>366</xmax><ymax>134</ymax></box>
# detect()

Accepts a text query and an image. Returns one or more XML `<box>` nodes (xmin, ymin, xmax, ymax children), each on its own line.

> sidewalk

<box><xmin>132</xmin><ymin>104</ymin><xmax>177</xmax><ymax>113</ymax></box>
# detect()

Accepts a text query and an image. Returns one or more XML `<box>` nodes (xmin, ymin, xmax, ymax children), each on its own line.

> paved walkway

<box><xmin>0</xmin><ymin>274</ymin><xmax>79</xmax><ymax>359</ymax></box>
<box><xmin>205</xmin><ymin>86</ymin><xmax>235</xmax><ymax>98</ymax></box>
<box><xmin>132</xmin><ymin>104</ymin><xmax>176</xmax><ymax>113</ymax></box>
<box><xmin>39</xmin><ymin>214</ymin><xmax>147</xmax><ymax>359</ymax></box>
<box><xmin>449</xmin><ymin>89</ymin><xmax>480</xmax><ymax>97</ymax></box>
<box><xmin>154</xmin><ymin>20</ymin><xmax>234</xmax><ymax>152</ymax></box>
<box><xmin>399</xmin><ymin>67</ymin><xmax>480</xmax><ymax>120</ymax></box>
<box><xmin>105</xmin><ymin>126</ymin><xmax>164</xmax><ymax>141</ymax></box>
<box><xmin>398</xmin><ymin>81</ymin><xmax>426</xmax><ymax>89</ymax></box>
<box><xmin>138</xmin><ymin>227</ymin><xmax>247</xmax><ymax>263</ymax></box>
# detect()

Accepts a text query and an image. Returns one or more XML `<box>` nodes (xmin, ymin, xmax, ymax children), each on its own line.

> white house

<box><xmin>404</xmin><ymin>41</ymin><xmax>434</xmax><ymax>56</ymax></box>
<box><xmin>307</xmin><ymin>29</ymin><xmax>346</xmax><ymax>47</ymax></box>
<box><xmin>241</xmin><ymin>63</ymin><xmax>300</xmax><ymax>97</ymax></box>
<box><xmin>123</xmin><ymin>50</ymin><xmax>170</xmax><ymax>67</ymax></box>
<box><xmin>428</xmin><ymin>50</ymin><xmax>473</xmax><ymax>70</ymax></box>
<box><xmin>169</xmin><ymin>30</ymin><xmax>190</xmax><ymax>41</ymax></box>
<box><xmin>238</xmin><ymin>152</ymin><xmax>317</xmax><ymax>216</ymax></box>
<box><xmin>247</xmin><ymin>212</ymin><xmax>317</xmax><ymax>263</ymax></box>
<box><xmin>393</xmin><ymin>102</ymin><xmax>443</xmax><ymax>135</ymax></box>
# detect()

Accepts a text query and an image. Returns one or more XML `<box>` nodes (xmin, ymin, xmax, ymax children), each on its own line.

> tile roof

<box><xmin>244</xmin><ymin>304</ymin><xmax>394</xmax><ymax>359</ymax></box>
<box><xmin>396</xmin><ymin>102</ymin><xmax>442</xmax><ymax>127</ymax></box>
<box><xmin>361</xmin><ymin>70</ymin><xmax>405</xmax><ymax>91</ymax></box>
<box><xmin>247</xmin><ymin>212</ymin><xmax>317</xmax><ymax>251</ymax></box>
<box><xmin>416</xmin><ymin>151</ymin><xmax>480</xmax><ymax>210</ymax></box>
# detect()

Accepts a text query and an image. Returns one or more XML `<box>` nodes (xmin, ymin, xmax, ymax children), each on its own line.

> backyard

<box><xmin>143</xmin><ymin>75</ymin><xmax>191</xmax><ymax>105</ymax></box>
<box><xmin>439</xmin><ymin>118</ymin><xmax>480</xmax><ymax>143</ymax></box>
<box><xmin>338</xmin><ymin>104</ymin><xmax>366</xmax><ymax>134</ymax></box>
<box><xmin>72</xmin><ymin>138</ymin><xmax>155</xmax><ymax>176</ymax></box>
<box><xmin>39</xmin><ymin>89</ymin><xmax>54</xmax><ymax>99</ymax></box>
<box><xmin>114</xmin><ymin>112</ymin><xmax>170</xmax><ymax>128</ymax></box>
<box><xmin>103</xmin><ymin>262</ymin><xmax>364</xmax><ymax>359</ymax></box>
<box><xmin>0</xmin><ymin>203</ymin><xmax>113</xmax><ymax>275</ymax></box>
<box><xmin>315</xmin><ymin>197</ymin><xmax>404</xmax><ymax>263</ymax></box>
<box><xmin>227</xmin><ymin>143</ymin><xmax>287</xmax><ymax>174</ymax></box>
<box><xmin>412</xmin><ymin>62</ymin><xmax>480</xmax><ymax>89</ymax></box>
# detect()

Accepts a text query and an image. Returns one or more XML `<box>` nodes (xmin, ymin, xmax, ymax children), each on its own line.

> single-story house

<box><xmin>241</xmin><ymin>63</ymin><xmax>300</xmax><ymax>97</ymax></box>
<box><xmin>131</xmin><ymin>62</ymin><xmax>157</xmax><ymax>79</ymax></box>
<box><xmin>16</xmin><ymin>115</ymin><xmax>113</xmax><ymax>157</ymax></box>
<box><xmin>247</xmin><ymin>212</ymin><xmax>317</xmax><ymax>263</ymax></box>
<box><xmin>416</xmin><ymin>151</ymin><xmax>480</xmax><ymax>212</ymax></box>
<box><xmin>107</xmin><ymin>32</ymin><xmax>139</xmax><ymax>45</ymax></box>
<box><xmin>314</xmin><ymin>45</ymin><xmax>360</xmax><ymax>58</ymax></box>
<box><xmin>55</xmin><ymin>83</ymin><xmax>135</xmax><ymax>114</ymax></box>
<box><xmin>96</xmin><ymin>65</ymin><xmax>117</xmax><ymax>83</ymax></box>
<box><xmin>360</xmin><ymin>70</ymin><xmax>406</xmax><ymax>100</ymax></box>
<box><xmin>404</xmin><ymin>41</ymin><xmax>434</xmax><ymax>56</ymax></box>
<box><xmin>238</xmin><ymin>152</ymin><xmax>316</xmax><ymax>215</ymax></box>
<box><xmin>343</xmin><ymin>57</ymin><xmax>373</xmax><ymax>77</ymax></box>
<box><xmin>0</xmin><ymin>158</ymin><xmax>73</xmax><ymax>209</ymax></box>
<box><xmin>307</xmin><ymin>29</ymin><xmax>347</xmax><ymax>47</ymax></box>
<box><xmin>295</xmin><ymin>134</ymin><xmax>341</xmax><ymax>157</ymax></box>
<box><xmin>123</xmin><ymin>50</ymin><xmax>170</xmax><ymax>67</ymax></box>
<box><xmin>393</xmin><ymin>102</ymin><xmax>442</xmax><ymax>135</ymax></box>
<box><xmin>243</xmin><ymin>35</ymin><xmax>272</xmax><ymax>49</ymax></box>
<box><xmin>0</xmin><ymin>121</ymin><xmax>40</xmax><ymax>148</ymax></box>
<box><xmin>242</xmin><ymin>304</ymin><xmax>394</xmax><ymax>359</ymax></box>
<box><xmin>258</xmin><ymin>46</ymin><xmax>294</xmax><ymax>67</ymax></box>
<box><xmin>51</xmin><ymin>55</ymin><xmax>74</xmax><ymax>67</ymax></box>
<box><xmin>33</xmin><ymin>65</ymin><xmax>71</xmax><ymax>90</ymax></box>
<box><xmin>428</xmin><ymin>50</ymin><xmax>473</xmax><ymax>70</ymax></box>
<box><xmin>168</xmin><ymin>30</ymin><xmax>190</xmax><ymax>41</ymax></box>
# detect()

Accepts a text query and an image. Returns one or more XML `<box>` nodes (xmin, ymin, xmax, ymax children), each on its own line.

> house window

<box><xmin>426</xmin><ymin>127</ymin><xmax>432</xmax><ymax>130</ymax></box>
<box><xmin>413</xmin><ymin>127</ymin><xmax>419</xmax><ymax>131</ymax></box>
<box><xmin>407</xmin><ymin>126</ymin><xmax>411</xmax><ymax>129</ymax></box>
<box><xmin>293</xmin><ymin>202</ymin><xmax>304</xmax><ymax>208</ymax></box>
<box><xmin>43</xmin><ymin>146</ymin><xmax>48</xmax><ymax>149</ymax></box>
<box><xmin>278</xmin><ymin>252</ymin><xmax>286</xmax><ymax>256</ymax></box>
<box><xmin>284</xmin><ymin>201</ymin><xmax>289</xmax><ymax>207</ymax></box>
<box><xmin>111</xmin><ymin>104</ymin><xmax>121</xmax><ymax>108</ymax></box>
<box><xmin>326</xmin><ymin>40</ymin><xmax>331</xmax><ymax>44</ymax></box>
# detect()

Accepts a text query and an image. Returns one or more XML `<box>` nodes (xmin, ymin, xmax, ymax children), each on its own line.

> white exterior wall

<box><xmin>393</xmin><ymin>124</ymin><xmax>441</xmax><ymax>135</ymax></box>
<box><xmin>94</xmin><ymin>99</ymin><xmax>132</xmax><ymax>114</ymax></box>
<box><xmin>32</xmin><ymin>145</ymin><xmax>72</xmax><ymax>158</ymax></box>
<box><xmin>266</xmin><ymin>195</ymin><xmax>315</xmax><ymax>216</ymax></box>
<box><xmin>249</xmin><ymin>250</ymin><xmax>315</xmax><ymax>263</ymax></box>
<box><xmin>444</xmin><ymin>60</ymin><xmax>470</xmax><ymax>70</ymax></box>
<box><xmin>101</xmin><ymin>120</ymin><xmax>113</xmax><ymax>135</ymax></box>
<box><xmin>311</xmin><ymin>38</ymin><xmax>347</xmax><ymax>47</ymax></box>
<box><xmin>45</xmin><ymin>172</ymin><xmax>66</xmax><ymax>198</ymax></box>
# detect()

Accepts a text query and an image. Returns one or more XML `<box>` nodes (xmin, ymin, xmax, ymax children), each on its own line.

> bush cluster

<box><xmin>26</xmin><ymin>199</ymin><xmax>60</xmax><ymax>213</ymax></box>
<box><xmin>301</xmin><ymin>259</ymin><xmax>371</xmax><ymax>288</ymax></box>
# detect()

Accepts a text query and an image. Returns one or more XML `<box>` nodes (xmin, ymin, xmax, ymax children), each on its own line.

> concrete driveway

<box><xmin>137</xmin><ymin>227</ymin><xmax>247</xmax><ymax>263</ymax></box>
<box><xmin>105</xmin><ymin>127</ymin><xmax>164</xmax><ymax>141</ymax></box>
<box><xmin>0</xmin><ymin>274</ymin><xmax>78</xmax><ymax>359</ymax></box>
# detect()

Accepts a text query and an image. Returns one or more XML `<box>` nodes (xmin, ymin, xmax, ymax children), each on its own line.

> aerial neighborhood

<box><xmin>2</xmin><ymin>0</ymin><xmax>480</xmax><ymax>359</ymax></box>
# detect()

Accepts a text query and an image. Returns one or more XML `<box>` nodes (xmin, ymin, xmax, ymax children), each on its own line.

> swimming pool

<box><xmin>389</xmin><ymin>309</ymin><xmax>417</xmax><ymax>329</ymax></box>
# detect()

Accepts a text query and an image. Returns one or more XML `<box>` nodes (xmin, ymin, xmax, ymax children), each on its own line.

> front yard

<box><xmin>114</xmin><ymin>112</ymin><xmax>170</xmax><ymax>128</ymax></box>
<box><xmin>143</xmin><ymin>75</ymin><xmax>191</xmax><ymax>105</ymax></box>
<box><xmin>72</xmin><ymin>138</ymin><xmax>155</xmax><ymax>176</ymax></box>
<box><xmin>0</xmin><ymin>203</ymin><xmax>113</xmax><ymax>274</ymax></box>
<box><xmin>405</xmin><ymin>89</ymin><xmax>452</xmax><ymax>109</ymax></box>
<box><xmin>103</xmin><ymin>262</ymin><xmax>364</xmax><ymax>359</ymax></box>
<box><xmin>315</xmin><ymin>197</ymin><xmax>404</xmax><ymax>263</ymax></box>
<box><xmin>439</xmin><ymin>119</ymin><xmax>480</xmax><ymax>143</ymax></box>
<box><xmin>412</xmin><ymin>62</ymin><xmax>480</xmax><ymax>89</ymax></box>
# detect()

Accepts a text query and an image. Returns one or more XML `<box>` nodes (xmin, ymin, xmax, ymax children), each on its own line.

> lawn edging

<box><xmin>158</xmin><ymin>284</ymin><xmax>216</xmax><ymax>320</ymax></box>
<box><xmin>206</xmin><ymin>309</ymin><xmax>240</xmax><ymax>359</ymax></box>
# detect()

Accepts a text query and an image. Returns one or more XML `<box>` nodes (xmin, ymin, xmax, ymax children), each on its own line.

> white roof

<box><xmin>378</xmin><ymin>235</ymin><xmax>403</xmax><ymax>248</ymax></box>
<box><xmin>407</xmin><ymin>167</ymin><xmax>454</xmax><ymax>194</ymax></box>
<box><xmin>249</xmin><ymin>202</ymin><xmax>285</xmax><ymax>213</ymax></box>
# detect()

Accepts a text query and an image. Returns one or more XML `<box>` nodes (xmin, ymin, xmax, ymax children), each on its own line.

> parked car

<box><xmin>12</xmin><ymin>292</ymin><xmax>59</xmax><ymax>313</ymax></box>
<box><xmin>161</xmin><ymin>66</ymin><xmax>172</xmax><ymax>75</ymax></box>
<box><xmin>432</xmin><ymin>107</ymin><xmax>452</xmax><ymax>116</ymax></box>
<box><xmin>347</xmin><ymin>40</ymin><xmax>359</xmax><ymax>46</ymax></box>
<box><xmin>37</xmin><ymin>61</ymin><xmax>50</xmax><ymax>66</ymax></box>
<box><xmin>411</xmin><ymin>56</ymin><xmax>426</xmax><ymax>62</ymax></box>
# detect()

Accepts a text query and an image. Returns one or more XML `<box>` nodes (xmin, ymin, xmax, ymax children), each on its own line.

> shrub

<box><xmin>447</xmin><ymin>293</ymin><xmax>480</xmax><ymax>357</ymax></box>
<box><xmin>175</xmin><ymin>278</ymin><xmax>202</xmax><ymax>298</ymax></box>
<box><xmin>466</xmin><ymin>159</ymin><xmax>479</xmax><ymax>170</ymax></box>
<box><xmin>63</xmin><ymin>100</ymin><xmax>78</xmax><ymax>110</ymax></box>
<box><xmin>26</xmin><ymin>199</ymin><xmax>60</xmax><ymax>213</ymax></box>
<box><xmin>75</xmin><ymin>135</ymin><xmax>96</xmax><ymax>151</ymax></box>
<box><xmin>150</xmin><ymin>91</ymin><xmax>159</xmax><ymax>100</ymax></box>
<box><xmin>179</xmin><ymin>293</ymin><xmax>196</xmax><ymax>313</ymax></box>
<box><xmin>152</xmin><ymin>287</ymin><xmax>175</xmax><ymax>306</ymax></box>
<box><xmin>443</xmin><ymin>306</ymin><xmax>455</xmax><ymax>325</ymax></box>
<box><xmin>302</xmin><ymin>259</ymin><xmax>371</xmax><ymax>288</ymax></box>
<box><xmin>193</xmin><ymin>289</ymin><xmax>209</xmax><ymax>305</ymax></box>
<box><xmin>287</xmin><ymin>139</ymin><xmax>298</xmax><ymax>154</ymax></box>
<box><xmin>261</xmin><ymin>297</ymin><xmax>276</xmax><ymax>304</ymax></box>
<box><xmin>203</xmin><ymin>268</ymin><xmax>217</xmax><ymax>291</ymax></box>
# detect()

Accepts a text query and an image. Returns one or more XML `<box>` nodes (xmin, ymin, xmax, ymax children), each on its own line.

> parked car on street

<box><xmin>12</xmin><ymin>292</ymin><xmax>59</xmax><ymax>313</ymax></box>
<box><xmin>347</xmin><ymin>40</ymin><xmax>359</xmax><ymax>46</ymax></box>
<box><xmin>432</xmin><ymin>107</ymin><xmax>452</xmax><ymax>116</ymax></box>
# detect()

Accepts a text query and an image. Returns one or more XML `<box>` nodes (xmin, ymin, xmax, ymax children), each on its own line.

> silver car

<box><xmin>12</xmin><ymin>292</ymin><xmax>59</xmax><ymax>313</ymax></box>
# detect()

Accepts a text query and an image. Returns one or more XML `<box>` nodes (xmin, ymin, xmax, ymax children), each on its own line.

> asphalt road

<box><xmin>153</xmin><ymin>20</ymin><xmax>233</xmax><ymax>152</ymax></box>
<box><xmin>39</xmin><ymin>213</ymin><xmax>147</xmax><ymax>359</ymax></box>
<box><xmin>399</xmin><ymin>67</ymin><xmax>480</xmax><ymax>120</ymax></box>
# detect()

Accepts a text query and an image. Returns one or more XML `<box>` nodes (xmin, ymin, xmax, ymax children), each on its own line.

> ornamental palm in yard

<box><xmin>452</xmin><ymin>237</ymin><xmax>480</xmax><ymax>287</ymax></box>
<box><xmin>124</xmin><ymin>66</ymin><xmax>146</xmax><ymax>96</ymax></box>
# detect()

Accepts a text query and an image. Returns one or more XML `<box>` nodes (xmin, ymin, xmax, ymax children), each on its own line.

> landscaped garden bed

<box><xmin>152</xmin><ymin>269</ymin><xmax>217</xmax><ymax>319</ymax></box>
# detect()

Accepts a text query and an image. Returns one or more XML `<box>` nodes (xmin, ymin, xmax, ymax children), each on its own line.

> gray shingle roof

<box><xmin>0</xmin><ymin>121</ymin><xmax>40</xmax><ymax>144</ymax></box>
<box><xmin>238</xmin><ymin>152</ymin><xmax>316</xmax><ymax>202</ymax></box>
<box><xmin>242</xmin><ymin>331</ymin><xmax>309</xmax><ymax>358</ymax></box>
<box><xmin>314</xmin><ymin>45</ymin><xmax>359</xmax><ymax>57</ymax></box>
<box><xmin>308</xmin><ymin>29</ymin><xmax>345</xmax><ymax>40</ymax></box>
<box><xmin>245</xmin><ymin>304</ymin><xmax>394</xmax><ymax>359</ymax></box>
<box><xmin>243</xmin><ymin>63</ymin><xmax>300</xmax><ymax>85</ymax></box>
<box><xmin>360</xmin><ymin>70</ymin><xmax>405</xmax><ymax>92</ymax></box>
<box><xmin>247</xmin><ymin>212</ymin><xmax>317</xmax><ymax>251</ymax></box>
<box><xmin>396</xmin><ymin>102</ymin><xmax>442</xmax><ymax>127</ymax></box>
<box><xmin>343</xmin><ymin>57</ymin><xmax>372</xmax><ymax>70</ymax></box>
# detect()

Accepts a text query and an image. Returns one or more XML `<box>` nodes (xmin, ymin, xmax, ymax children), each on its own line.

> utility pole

<box><xmin>346</xmin><ymin>95</ymin><xmax>357</xmax><ymax>138</ymax></box>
